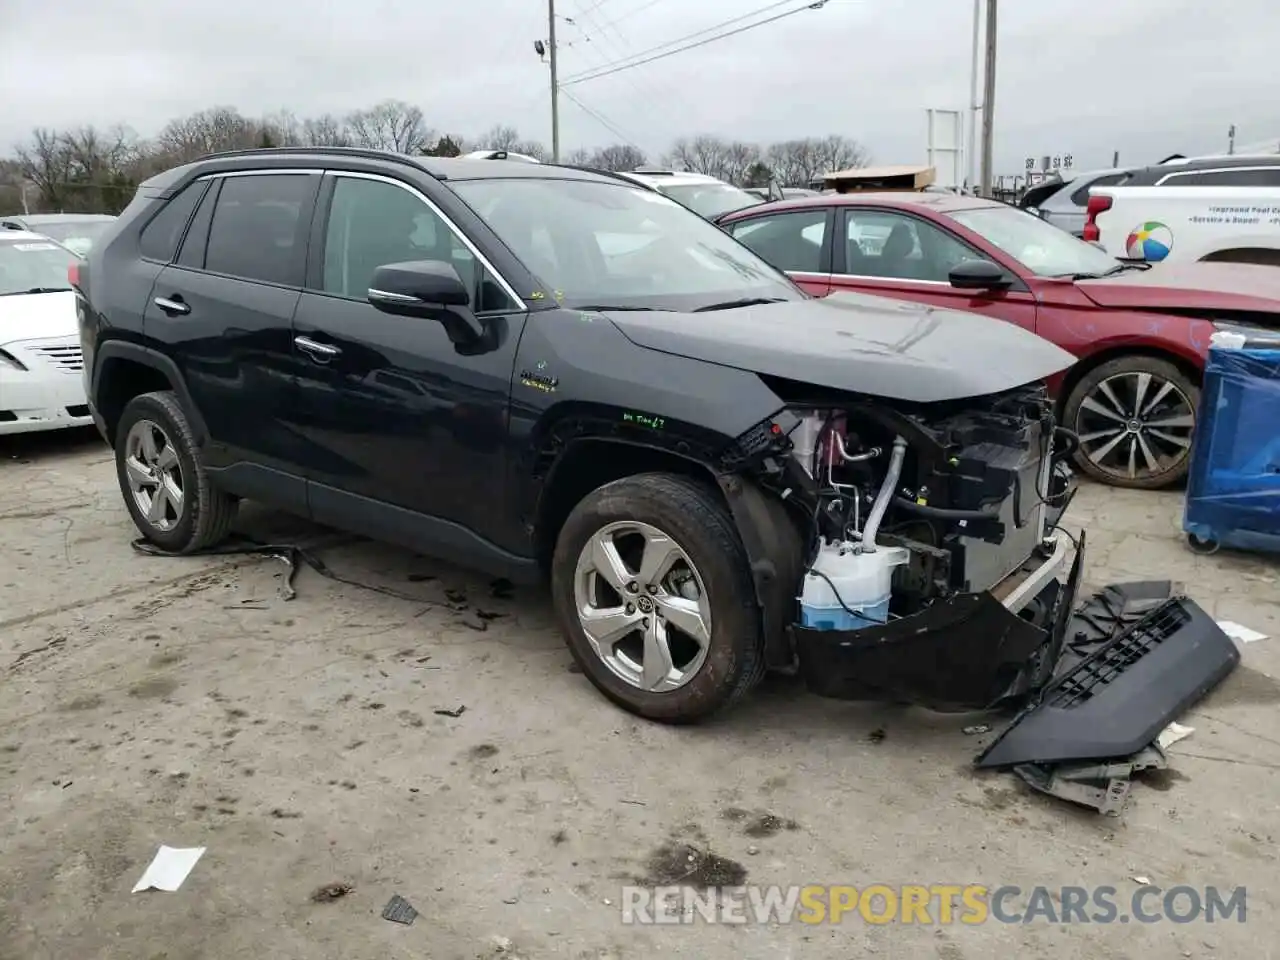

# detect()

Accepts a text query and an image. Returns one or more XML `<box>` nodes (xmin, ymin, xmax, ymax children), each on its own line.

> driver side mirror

<box><xmin>949</xmin><ymin>258</ymin><xmax>1014</xmax><ymax>291</ymax></box>
<box><xmin>368</xmin><ymin>260</ymin><xmax>485</xmax><ymax>343</ymax></box>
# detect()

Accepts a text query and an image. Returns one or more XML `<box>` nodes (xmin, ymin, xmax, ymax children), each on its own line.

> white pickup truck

<box><xmin>1085</xmin><ymin>155</ymin><xmax>1280</xmax><ymax>267</ymax></box>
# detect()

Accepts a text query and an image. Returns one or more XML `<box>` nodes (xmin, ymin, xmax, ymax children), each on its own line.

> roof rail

<box><xmin>190</xmin><ymin>146</ymin><xmax>440</xmax><ymax>176</ymax></box>
<box><xmin>542</xmin><ymin>163</ymin><xmax>659</xmax><ymax>189</ymax></box>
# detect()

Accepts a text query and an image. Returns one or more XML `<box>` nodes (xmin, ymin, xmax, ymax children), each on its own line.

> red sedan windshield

<box><xmin>951</xmin><ymin>205</ymin><xmax>1120</xmax><ymax>278</ymax></box>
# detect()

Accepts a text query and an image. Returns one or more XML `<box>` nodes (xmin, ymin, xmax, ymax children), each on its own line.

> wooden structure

<box><xmin>821</xmin><ymin>164</ymin><xmax>937</xmax><ymax>193</ymax></box>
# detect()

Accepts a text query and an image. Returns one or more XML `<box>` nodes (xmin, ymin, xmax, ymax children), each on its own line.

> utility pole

<box><xmin>978</xmin><ymin>0</ymin><xmax>997</xmax><ymax>197</ymax></box>
<box><xmin>548</xmin><ymin>0</ymin><xmax>561</xmax><ymax>162</ymax></box>
<box><xmin>967</xmin><ymin>0</ymin><xmax>981</xmax><ymax>191</ymax></box>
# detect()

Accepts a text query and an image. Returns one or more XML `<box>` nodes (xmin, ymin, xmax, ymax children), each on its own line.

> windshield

<box><xmin>950</xmin><ymin>204</ymin><xmax>1118</xmax><ymax>278</ymax></box>
<box><xmin>450</xmin><ymin>177</ymin><xmax>801</xmax><ymax>310</ymax></box>
<box><xmin>0</xmin><ymin>239</ymin><xmax>78</xmax><ymax>296</ymax></box>
<box><xmin>656</xmin><ymin>183</ymin><xmax>765</xmax><ymax>220</ymax></box>
<box><xmin>26</xmin><ymin>219</ymin><xmax>114</xmax><ymax>255</ymax></box>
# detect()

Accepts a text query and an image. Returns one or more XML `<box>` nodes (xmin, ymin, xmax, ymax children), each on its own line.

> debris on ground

<box><xmin>311</xmin><ymin>882</ymin><xmax>352</xmax><ymax>903</ymax></box>
<box><xmin>131</xmin><ymin>845</ymin><xmax>206</xmax><ymax>893</ymax></box>
<box><xmin>642</xmin><ymin>841</ymin><xmax>747</xmax><ymax>887</ymax></box>
<box><xmin>1217</xmin><ymin>620</ymin><xmax>1267</xmax><ymax>644</ymax></box>
<box><xmin>1131</xmin><ymin>875</ymin><xmax>1153</xmax><ymax>885</ymax></box>
<box><xmin>434</xmin><ymin>705</ymin><xmax>466</xmax><ymax>718</ymax></box>
<box><xmin>458</xmin><ymin>613</ymin><xmax>488</xmax><ymax>632</ymax></box>
<box><xmin>866</xmin><ymin>728</ymin><xmax>886</xmax><ymax>743</ymax></box>
<box><xmin>962</xmin><ymin>724</ymin><xmax>991</xmax><ymax>736</ymax></box>
<box><xmin>381</xmin><ymin>893</ymin><xmax>418</xmax><ymax>925</ymax></box>
<box><xmin>489</xmin><ymin>578</ymin><xmax>515</xmax><ymax>599</ymax></box>
<box><xmin>1156</xmin><ymin>721</ymin><xmax>1195</xmax><ymax>750</ymax></box>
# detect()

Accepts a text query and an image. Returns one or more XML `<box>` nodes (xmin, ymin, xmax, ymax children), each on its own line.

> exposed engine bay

<box><xmin>781</xmin><ymin>382</ymin><xmax>1075</xmax><ymax>621</ymax></box>
<box><xmin>723</xmin><ymin>381</ymin><xmax>1077</xmax><ymax>649</ymax></box>
<box><xmin>715</xmin><ymin>381</ymin><xmax>1239</xmax><ymax>815</ymax></box>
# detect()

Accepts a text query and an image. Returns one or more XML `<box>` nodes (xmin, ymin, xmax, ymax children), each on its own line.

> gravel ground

<box><xmin>2</xmin><ymin>427</ymin><xmax>1278</xmax><ymax>960</ymax></box>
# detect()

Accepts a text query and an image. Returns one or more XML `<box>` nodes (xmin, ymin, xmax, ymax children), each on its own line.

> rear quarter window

<box><xmin>1069</xmin><ymin>173</ymin><xmax>1126</xmax><ymax>207</ymax></box>
<box><xmin>139</xmin><ymin>181</ymin><xmax>209</xmax><ymax>262</ymax></box>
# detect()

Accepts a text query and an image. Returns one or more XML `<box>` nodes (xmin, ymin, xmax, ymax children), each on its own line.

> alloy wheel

<box><xmin>124</xmin><ymin>419</ymin><xmax>185</xmax><ymax>532</ymax></box>
<box><xmin>573</xmin><ymin>520</ymin><xmax>712</xmax><ymax>693</ymax></box>
<box><xmin>1074</xmin><ymin>370</ymin><xmax>1195</xmax><ymax>484</ymax></box>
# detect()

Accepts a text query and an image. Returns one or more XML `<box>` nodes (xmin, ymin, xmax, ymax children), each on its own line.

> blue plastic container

<box><xmin>799</xmin><ymin>598</ymin><xmax>891</xmax><ymax>632</ymax></box>
<box><xmin>1183</xmin><ymin>333</ymin><xmax>1280</xmax><ymax>555</ymax></box>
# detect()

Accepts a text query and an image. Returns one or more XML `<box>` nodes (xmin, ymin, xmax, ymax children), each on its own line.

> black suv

<box><xmin>75</xmin><ymin>147</ymin><xmax>1083</xmax><ymax>723</ymax></box>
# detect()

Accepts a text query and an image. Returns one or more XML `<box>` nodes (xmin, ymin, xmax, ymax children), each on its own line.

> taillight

<box><xmin>67</xmin><ymin>261</ymin><xmax>80</xmax><ymax>288</ymax></box>
<box><xmin>1082</xmin><ymin>194</ymin><xmax>1112</xmax><ymax>243</ymax></box>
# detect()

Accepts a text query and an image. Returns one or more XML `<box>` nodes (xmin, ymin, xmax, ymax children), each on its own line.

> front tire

<box><xmin>1063</xmin><ymin>355</ymin><xmax>1199</xmax><ymax>490</ymax></box>
<box><xmin>115</xmin><ymin>391</ymin><xmax>237</xmax><ymax>553</ymax></box>
<box><xmin>550</xmin><ymin>473</ymin><xmax>764</xmax><ymax>723</ymax></box>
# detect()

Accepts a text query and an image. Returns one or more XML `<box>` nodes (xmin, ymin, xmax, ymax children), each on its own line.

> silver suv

<box><xmin>1019</xmin><ymin>167</ymin><xmax>1134</xmax><ymax>237</ymax></box>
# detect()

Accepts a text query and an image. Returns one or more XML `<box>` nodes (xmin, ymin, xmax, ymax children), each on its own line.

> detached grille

<box><xmin>33</xmin><ymin>344</ymin><xmax>83</xmax><ymax>373</ymax></box>
<box><xmin>1046</xmin><ymin>599</ymin><xmax>1191</xmax><ymax>708</ymax></box>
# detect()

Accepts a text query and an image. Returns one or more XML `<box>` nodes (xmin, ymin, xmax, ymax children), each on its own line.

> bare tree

<box><xmin>155</xmin><ymin>107</ymin><xmax>259</xmax><ymax>163</ymax></box>
<box><xmin>473</xmin><ymin>124</ymin><xmax>522</xmax><ymax>152</ymax></box>
<box><xmin>15</xmin><ymin>129</ymin><xmax>75</xmax><ymax>210</ymax></box>
<box><xmin>589</xmin><ymin>144</ymin><xmax>646</xmax><ymax>172</ymax></box>
<box><xmin>817</xmin><ymin>134</ymin><xmax>870</xmax><ymax>175</ymax></box>
<box><xmin>302</xmin><ymin>114</ymin><xmax>353</xmax><ymax>147</ymax></box>
<box><xmin>563</xmin><ymin>147</ymin><xmax>593</xmax><ymax>166</ymax></box>
<box><xmin>346</xmin><ymin>100</ymin><xmax>432</xmax><ymax>153</ymax></box>
<box><xmin>722</xmin><ymin>141</ymin><xmax>762</xmax><ymax>186</ymax></box>
<box><xmin>669</xmin><ymin>135</ymin><xmax>732</xmax><ymax>180</ymax></box>
<box><xmin>261</xmin><ymin>109</ymin><xmax>303</xmax><ymax>147</ymax></box>
<box><xmin>766</xmin><ymin>139</ymin><xmax>825</xmax><ymax>187</ymax></box>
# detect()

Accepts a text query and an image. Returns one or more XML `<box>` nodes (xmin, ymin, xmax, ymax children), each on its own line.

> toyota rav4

<box><xmin>72</xmin><ymin>149</ymin><xmax>1235</xmax><ymax>772</ymax></box>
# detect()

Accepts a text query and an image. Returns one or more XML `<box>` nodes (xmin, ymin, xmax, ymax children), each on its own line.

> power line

<box><xmin>600</xmin><ymin>0</ymin><xmax>667</xmax><ymax>29</ymax></box>
<box><xmin>559</xmin><ymin>87</ymin><xmax>643</xmax><ymax>151</ymax></box>
<box><xmin>560</xmin><ymin>1</ymin><xmax>825</xmax><ymax>87</ymax></box>
<box><xmin>561</xmin><ymin>0</ymin><xmax>796</xmax><ymax>84</ymax></box>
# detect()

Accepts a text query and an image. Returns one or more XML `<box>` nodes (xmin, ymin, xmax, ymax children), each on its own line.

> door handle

<box><xmin>154</xmin><ymin>295</ymin><xmax>190</xmax><ymax>316</ymax></box>
<box><xmin>295</xmin><ymin>335</ymin><xmax>342</xmax><ymax>361</ymax></box>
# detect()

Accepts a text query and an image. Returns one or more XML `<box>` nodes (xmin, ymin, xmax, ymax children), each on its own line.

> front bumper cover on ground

<box><xmin>791</xmin><ymin>536</ymin><xmax>1241</xmax><ymax>814</ymax></box>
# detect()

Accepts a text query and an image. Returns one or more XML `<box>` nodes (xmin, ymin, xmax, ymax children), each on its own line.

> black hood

<box><xmin>604</xmin><ymin>292</ymin><xmax>1077</xmax><ymax>403</ymax></box>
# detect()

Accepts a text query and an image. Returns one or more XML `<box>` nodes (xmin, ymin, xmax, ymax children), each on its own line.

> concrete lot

<box><xmin>2</xmin><ymin>427</ymin><xmax>1278</xmax><ymax>960</ymax></box>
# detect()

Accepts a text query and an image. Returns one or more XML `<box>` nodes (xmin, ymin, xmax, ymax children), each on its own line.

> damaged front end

<box><xmin>716</xmin><ymin>379</ymin><xmax>1239</xmax><ymax>813</ymax></box>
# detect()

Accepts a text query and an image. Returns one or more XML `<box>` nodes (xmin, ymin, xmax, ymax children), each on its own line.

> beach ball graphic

<box><xmin>1125</xmin><ymin>222</ymin><xmax>1173</xmax><ymax>261</ymax></box>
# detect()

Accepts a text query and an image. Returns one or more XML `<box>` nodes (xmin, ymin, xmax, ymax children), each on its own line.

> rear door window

<box><xmin>729</xmin><ymin>210</ymin><xmax>828</xmax><ymax>273</ymax></box>
<box><xmin>203</xmin><ymin>174</ymin><xmax>317</xmax><ymax>286</ymax></box>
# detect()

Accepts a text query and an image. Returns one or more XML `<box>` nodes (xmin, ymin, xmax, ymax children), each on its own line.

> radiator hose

<box><xmin>860</xmin><ymin>435</ymin><xmax>907</xmax><ymax>552</ymax></box>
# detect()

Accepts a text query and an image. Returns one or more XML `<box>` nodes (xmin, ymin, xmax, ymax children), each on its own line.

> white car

<box><xmin>612</xmin><ymin>168</ymin><xmax>765</xmax><ymax>221</ymax></box>
<box><xmin>0</xmin><ymin>231</ymin><xmax>93</xmax><ymax>435</ymax></box>
<box><xmin>460</xmin><ymin>149</ymin><xmax>541</xmax><ymax>163</ymax></box>
<box><xmin>1087</xmin><ymin>155</ymin><xmax>1280</xmax><ymax>266</ymax></box>
<box><xmin>0</xmin><ymin>213</ymin><xmax>117</xmax><ymax>257</ymax></box>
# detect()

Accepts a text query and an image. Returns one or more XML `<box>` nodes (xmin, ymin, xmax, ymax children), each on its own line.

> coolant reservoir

<box><xmin>799</xmin><ymin>540</ymin><xmax>910</xmax><ymax>631</ymax></box>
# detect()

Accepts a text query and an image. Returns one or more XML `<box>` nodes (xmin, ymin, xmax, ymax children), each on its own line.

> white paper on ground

<box><xmin>1217</xmin><ymin>620</ymin><xmax>1268</xmax><ymax>644</ymax></box>
<box><xmin>1156</xmin><ymin>721</ymin><xmax>1194</xmax><ymax>751</ymax></box>
<box><xmin>131</xmin><ymin>845</ymin><xmax>206</xmax><ymax>893</ymax></box>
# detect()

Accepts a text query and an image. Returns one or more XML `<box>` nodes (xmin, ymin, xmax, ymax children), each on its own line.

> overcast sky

<box><xmin>1</xmin><ymin>0</ymin><xmax>1275</xmax><ymax>176</ymax></box>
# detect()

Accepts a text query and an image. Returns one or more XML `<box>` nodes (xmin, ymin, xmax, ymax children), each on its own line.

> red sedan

<box><xmin>718</xmin><ymin>192</ymin><xmax>1280</xmax><ymax>489</ymax></box>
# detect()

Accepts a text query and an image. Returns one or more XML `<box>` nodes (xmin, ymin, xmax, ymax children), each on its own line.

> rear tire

<box><xmin>115</xmin><ymin>391</ymin><xmax>237</xmax><ymax>553</ymax></box>
<box><xmin>1063</xmin><ymin>355</ymin><xmax>1199</xmax><ymax>490</ymax></box>
<box><xmin>550</xmin><ymin>473</ymin><xmax>764</xmax><ymax>723</ymax></box>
